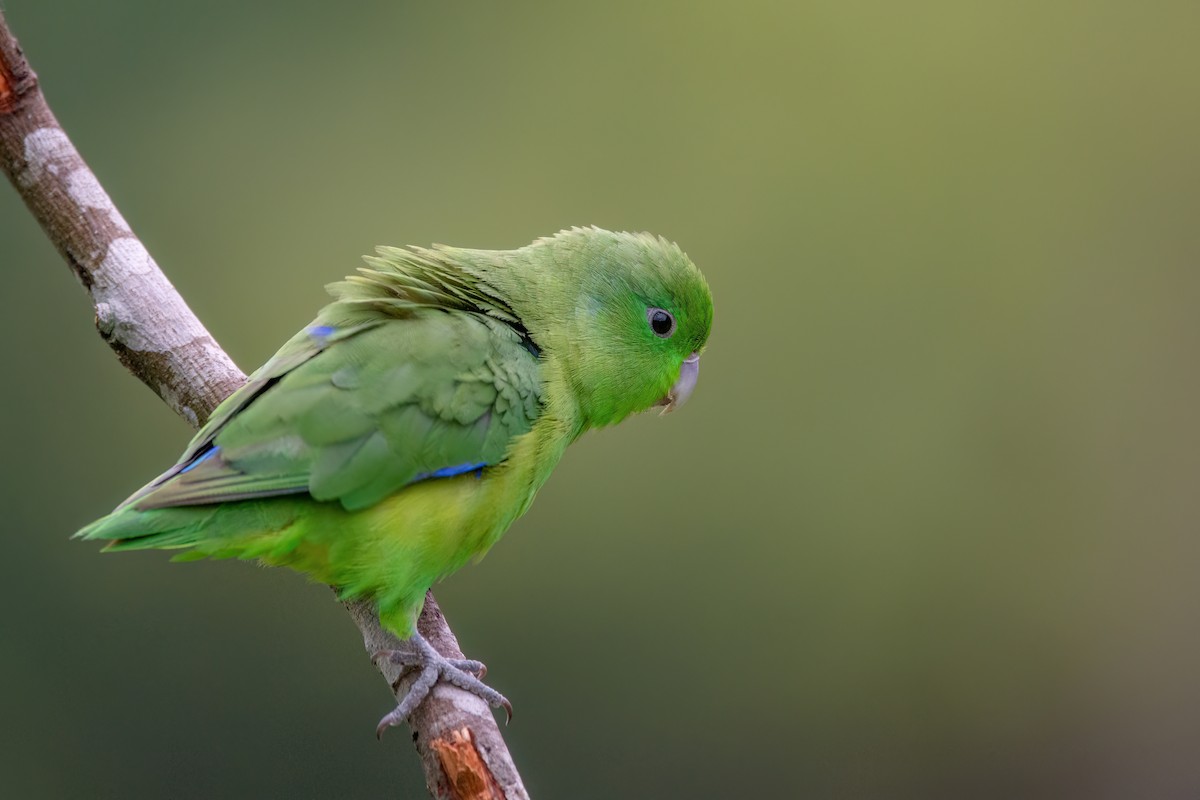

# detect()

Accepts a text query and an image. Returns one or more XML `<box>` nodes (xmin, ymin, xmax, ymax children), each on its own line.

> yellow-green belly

<box><xmin>206</xmin><ymin>425</ymin><xmax>565</xmax><ymax>638</ymax></box>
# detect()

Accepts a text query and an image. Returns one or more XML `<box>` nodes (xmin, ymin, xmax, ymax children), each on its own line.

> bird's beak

<box><xmin>660</xmin><ymin>352</ymin><xmax>700</xmax><ymax>413</ymax></box>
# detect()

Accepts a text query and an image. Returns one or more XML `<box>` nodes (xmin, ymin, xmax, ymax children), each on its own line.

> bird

<box><xmin>75</xmin><ymin>226</ymin><xmax>713</xmax><ymax>734</ymax></box>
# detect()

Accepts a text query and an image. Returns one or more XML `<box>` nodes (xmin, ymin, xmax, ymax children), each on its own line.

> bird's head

<box><xmin>495</xmin><ymin>227</ymin><xmax>713</xmax><ymax>429</ymax></box>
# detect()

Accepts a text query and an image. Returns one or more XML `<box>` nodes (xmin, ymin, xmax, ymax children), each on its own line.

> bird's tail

<box><xmin>73</xmin><ymin>504</ymin><xmax>220</xmax><ymax>551</ymax></box>
<box><xmin>74</xmin><ymin>497</ymin><xmax>308</xmax><ymax>564</ymax></box>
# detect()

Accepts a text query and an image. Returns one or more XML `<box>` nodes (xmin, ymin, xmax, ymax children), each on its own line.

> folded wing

<box><xmin>128</xmin><ymin>311</ymin><xmax>542</xmax><ymax>514</ymax></box>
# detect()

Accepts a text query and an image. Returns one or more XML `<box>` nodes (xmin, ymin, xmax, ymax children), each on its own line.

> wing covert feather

<box><xmin>132</xmin><ymin>312</ymin><xmax>542</xmax><ymax>513</ymax></box>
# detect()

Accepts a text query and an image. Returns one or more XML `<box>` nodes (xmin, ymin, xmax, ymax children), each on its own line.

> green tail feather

<box><xmin>74</xmin><ymin>499</ymin><xmax>304</xmax><ymax>560</ymax></box>
<box><xmin>74</xmin><ymin>504</ymin><xmax>220</xmax><ymax>551</ymax></box>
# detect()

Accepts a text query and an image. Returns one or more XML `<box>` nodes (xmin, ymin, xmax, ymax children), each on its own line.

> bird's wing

<box><xmin>128</xmin><ymin>311</ymin><xmax>542</xmax><ymax>513</ymax></box>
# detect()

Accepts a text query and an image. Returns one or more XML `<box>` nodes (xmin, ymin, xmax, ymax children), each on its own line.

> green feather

<box><xmin>75</xmin><ymin>227</ymin><xmax>713</xmax><ymax>640</ymax></box>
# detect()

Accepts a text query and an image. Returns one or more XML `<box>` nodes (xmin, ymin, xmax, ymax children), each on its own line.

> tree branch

<box><xmin>0</xmin><ymin>13</ymin><xmax>527</xmax><ymax>800</ymax></box>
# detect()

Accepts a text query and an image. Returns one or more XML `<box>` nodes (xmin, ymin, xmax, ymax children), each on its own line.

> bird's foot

<box><xmin>371</xmin><ymin>631</ymin><xmax>511</xmax><ymax>737</ymax></box>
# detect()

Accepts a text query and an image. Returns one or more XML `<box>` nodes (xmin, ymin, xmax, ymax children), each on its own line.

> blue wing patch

<box><xmin>179</xmin><ymin>446</ymin><xmax>220</xmax><ymax>474</ymax></box>
<box><xmin>412</xmin><ymin>461</ymin><xmax>487</xmax><ymax>482</ymax></box>
<box><xmin>307</xmin><ymin>325</ymin><xmax>336</xmax><ymax>345</ymax></box>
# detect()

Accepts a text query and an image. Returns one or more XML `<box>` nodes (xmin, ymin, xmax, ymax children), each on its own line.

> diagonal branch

<box><xmin>0</xmin><ymin>13</ymin><xmax>527</xmax><ymax>800</ymax></box>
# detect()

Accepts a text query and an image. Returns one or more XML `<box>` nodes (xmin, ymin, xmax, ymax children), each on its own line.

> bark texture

<box><xmin>0</xmin><ymin>12</ymin><xmax>526</xmax><ymax>799</ymax></box>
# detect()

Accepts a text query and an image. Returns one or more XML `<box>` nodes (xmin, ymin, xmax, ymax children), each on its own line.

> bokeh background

<box><xmin>3</xmin><ymin>1</ymin><xmax>1199</xmax><ymax>797</ymax></box>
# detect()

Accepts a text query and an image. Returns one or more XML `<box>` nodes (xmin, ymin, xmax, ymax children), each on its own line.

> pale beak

<box><xmin>661</xmin><ymin>352</ymin><xmax>700</xmax><ymax>413</ymax></box>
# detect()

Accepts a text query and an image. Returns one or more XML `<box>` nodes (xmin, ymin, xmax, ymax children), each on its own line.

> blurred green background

<box><xmin>3</xmin><ymin>1</ymin><xmax>1199</xmax><ymax>797</ymax></box>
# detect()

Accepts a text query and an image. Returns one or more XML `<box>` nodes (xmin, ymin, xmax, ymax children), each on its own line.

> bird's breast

<box><xmin>363</xmin><ymin>416</ymin><xmax>570</xmax><ymax>577</ymax></box>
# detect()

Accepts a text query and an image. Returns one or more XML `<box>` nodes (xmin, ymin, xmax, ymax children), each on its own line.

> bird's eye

<box><xmin>647</xmin><ymin>308</ymin><xmax>676</xmax><ymax>338</ymax></box>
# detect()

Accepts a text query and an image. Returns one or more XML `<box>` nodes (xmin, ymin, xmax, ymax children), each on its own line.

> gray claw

<box><xmin>372</xmin><ymin>633</ymin><xmax>510</xmax><ymax>737</ymax></box>
<box><xmin>447</xmin><ymin>658</ymin><xmax>487</xmax><ymax>678</ymax></box>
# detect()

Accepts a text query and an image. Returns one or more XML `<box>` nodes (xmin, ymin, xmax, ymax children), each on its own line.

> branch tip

<box><xmin>0</xmin><ymin>13</ymin><xmax>37</xmax><ymax>115</ymax></box>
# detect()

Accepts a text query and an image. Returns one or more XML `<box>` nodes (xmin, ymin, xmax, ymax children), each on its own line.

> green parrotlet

<box><xmin>76</xmin><ymin>226</ymin><xmax>713</xmax><ymax>733</ymax></box>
